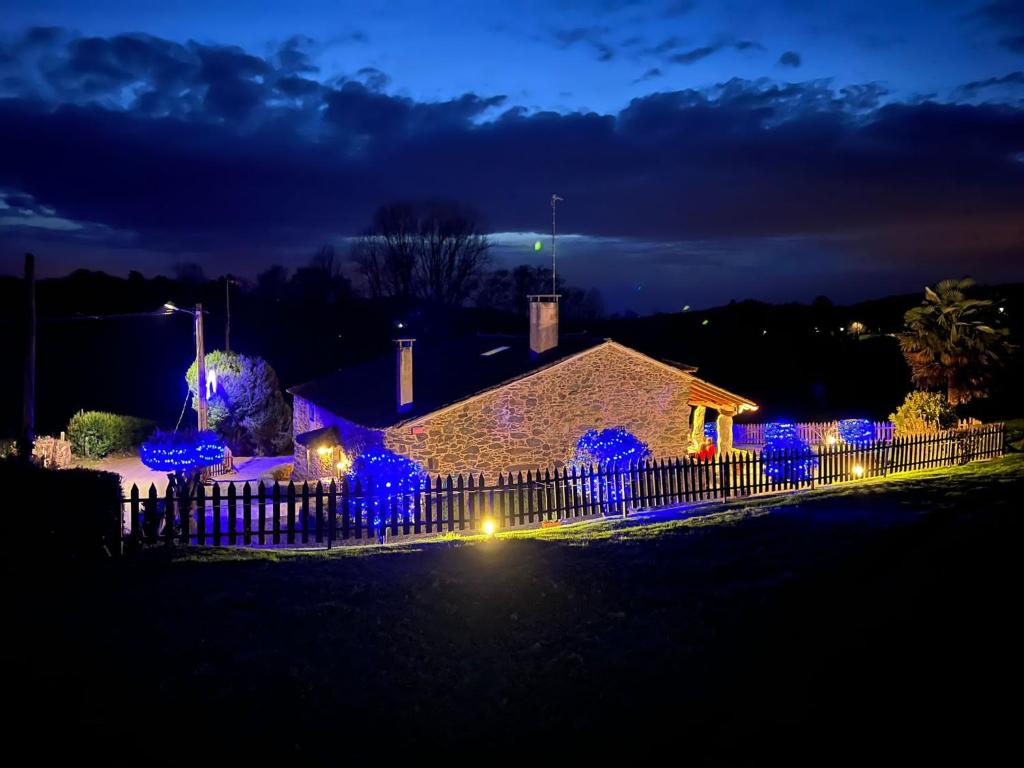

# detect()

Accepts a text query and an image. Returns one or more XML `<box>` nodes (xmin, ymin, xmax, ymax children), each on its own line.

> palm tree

<box><xmin>898</xmin><ymin>278</ymin><xmax>1013</xmax><ymax>405</ymax></box>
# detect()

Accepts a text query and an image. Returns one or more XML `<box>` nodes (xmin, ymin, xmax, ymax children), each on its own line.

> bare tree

<box><xmin>353</xmin><ymin>201</ymin><xmax>490</xmax><ymax>305</ymax></box>
<box><xmin>352</xmin><ymin>203</ymin><xmax>420</xmax><ymax>301</ymax></box>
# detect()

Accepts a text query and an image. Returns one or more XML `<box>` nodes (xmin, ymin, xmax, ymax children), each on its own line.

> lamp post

<box><xmin>163</xmin><ymin>302</ymin><xmax>208</xmax><ymax>432</ymax></box>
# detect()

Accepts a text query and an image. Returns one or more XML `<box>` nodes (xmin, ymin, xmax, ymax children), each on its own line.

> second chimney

<box><xmin>528</xmin><ymin>294</ymin><xmax>559</xmax><ymax>355</ymax></box>
<box><xmin>395</xmin><ymin>338</ymin><xmax>415</xmax><ymax>412</ymax></box>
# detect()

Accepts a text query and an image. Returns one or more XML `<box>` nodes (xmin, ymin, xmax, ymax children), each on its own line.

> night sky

<box><xmin>1</xmin><ymin>0</ymin><xmax>1023</xmax><ymax>312</ymax></box>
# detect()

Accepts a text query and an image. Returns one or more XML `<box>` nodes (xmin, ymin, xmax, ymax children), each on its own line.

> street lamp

<box><xmin>163</xmin><ymin>302</ymin><xmax>208</xmax><ymax>433</ymax></box>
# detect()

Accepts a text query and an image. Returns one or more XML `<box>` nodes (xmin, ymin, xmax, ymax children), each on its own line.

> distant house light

<box><xmin>481</xmin><ymin>345</ymin><xmax>511</xmax><ymax>357</ymax></box>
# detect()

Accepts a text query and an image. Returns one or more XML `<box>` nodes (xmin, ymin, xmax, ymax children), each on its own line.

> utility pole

<box><xmin>19</xmin><ymin>253</ymin><xmax>36</xmax><ymax>462</ymax></box>
<box><xmin>224</xmin><ymin>275</ymin><xmax>232</xmax><ymax>353</ymax></box>
<box><xmin>550</xmin><ymin>194</ymin><xmax>563</xmax><ymax>295</ymax></box>
<box><xmin>195</xmin><ymin>303</ymin><xmax>208</xmax><ymax>432</ymax></box>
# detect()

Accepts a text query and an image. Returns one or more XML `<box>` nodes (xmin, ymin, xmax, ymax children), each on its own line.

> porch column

<box><xmin>716</xmin><ymin>408</ymin><xmax>736</xmax><ymax>454</ymax></box>
<box><xmin>689</xmin><ymin>405</ymin><xmax>706</xmax><ymax>453</ymax></box>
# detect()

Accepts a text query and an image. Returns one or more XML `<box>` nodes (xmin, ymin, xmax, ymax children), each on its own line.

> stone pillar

<box><xmin>716</xmin><ymin>409</ymin><xmax>736</xmax><ymax>454</ymax></box>
<box><xmin>689</xmin><ymin>405</ymin><xmax>706</xmax><ymax>452</ymax></box>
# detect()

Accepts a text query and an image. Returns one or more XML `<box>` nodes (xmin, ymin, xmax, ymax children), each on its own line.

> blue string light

<box><xmin>349</xmin><ymin>449</ymin><xmax>426</xmax><ymax>528</ymax></box>
<box><xmin>763</xmin><ymin>421</ymin><xmax>816</xmax><ymax>482</ymax></box>
<box><xmin>837</xmin><ymin>418</ymin><xmax>873</xmax><ymax>447</ymax></box>
<box><xmin>572</xmin><ymin>427</ymin><xmax>651</xmax><ymax>468</ymax></box>
<box><xmin>571</xmin><ymin>427</ymin><xmax>651</xmax><ymax>508</ymax></box>
<box><xmin>140</xmin><ymin>430</ymin><xmax>225</xmax><ymax>472</ymax></box>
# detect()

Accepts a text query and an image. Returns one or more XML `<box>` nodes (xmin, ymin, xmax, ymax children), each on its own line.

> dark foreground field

<box><xmin>11</xmin><ymin>456</ymin><xmax>1024</xmax><ymax>764</ymax></box>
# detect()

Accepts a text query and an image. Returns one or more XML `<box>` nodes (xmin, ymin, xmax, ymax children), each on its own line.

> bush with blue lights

<box><xmin>572</xmin><ymin>427</ymin><xmax>651</xmax><ymax>468</ymax></box>
<box><xmin>571</xmin><ymin>428</ymin><xmax>650</xmax><ymax>511</ymax></box>
<box><xmin>140</xmin><ymin>430</ymin><xmax>225</xmax><ymax>472</ymax></box>
<box><xmin>703</xmin><ymin>422</ymin><xmax>717</xmax><ymax>442</ymax></box>
<box><xmin>349</xmin><ymin>448</ymin><xmax>426</xmax><ymax>532</ymax></box>
<box><xmin>763</xmin><ymin>421</ymin><xmax>817</xmax><ymax>483</ymax></box>
<box><xmin>837</xmin><ymin>418</ymin><xmax>873</xmax><ymax>447</ymax></box>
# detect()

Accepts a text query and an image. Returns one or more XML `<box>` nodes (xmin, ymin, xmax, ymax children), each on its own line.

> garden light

<box><xmin>852</xmin><ymin>464</ymin><xmax>865</xmax><ymax>478</ymax></box>
<box><xmin>482</xmin><ymin>519</ymin><xmax>496</xmax><ymax>537</ymax></box>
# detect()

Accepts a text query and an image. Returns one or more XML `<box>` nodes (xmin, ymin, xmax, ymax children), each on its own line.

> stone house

<box><xmin>288</xmin><ymin>295</ymin><xmax>757</xmax><ymax>480</ymax></box>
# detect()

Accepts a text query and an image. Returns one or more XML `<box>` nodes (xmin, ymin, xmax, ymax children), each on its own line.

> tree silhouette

<box><xmin>898</xmin><ymin>278</ymin><xmax>1013</xmax><ymax>405</ymax></box>
<box><xmin>352</xmin><ymin>201</ymin><xmax>489</xmax><ymax>305</ymax></box>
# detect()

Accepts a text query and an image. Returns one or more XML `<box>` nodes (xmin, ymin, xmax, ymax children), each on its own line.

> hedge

<box><xmin>0</xmin><ymin>460</ymin><xmax>123</xmax><ymax>562</ymax></box>
<box><xmin>67</xmin><ymin>410</ymin><xmax>155</xmax><ymax>459</ymax></box>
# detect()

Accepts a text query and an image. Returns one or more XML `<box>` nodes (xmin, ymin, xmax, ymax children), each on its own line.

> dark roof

<box><xmin>288</xmin><ymin>334</ymin><xmax>606</xmax><ymax>428</ymax></box>
<box><xmin>294</xmin><ymin>425</ymin><xmax>340</xmax><ymax>448</ymax></box>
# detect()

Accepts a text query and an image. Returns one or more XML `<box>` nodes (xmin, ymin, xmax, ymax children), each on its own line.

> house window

<box><xmin>427</xmin><ymin>457</ymin><xmax>438</xmax><ymax>471</ymax></box>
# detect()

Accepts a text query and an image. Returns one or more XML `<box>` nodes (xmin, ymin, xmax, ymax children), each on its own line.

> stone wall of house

<box><xmin>383</xmin><ymin>342</ymin><xmax>692</xmax><ymax>479</ymax></box>
<box><xmin>292</xmin><ymin>395</ymin><xmax>383</xmax><ymax>480</ymax></box>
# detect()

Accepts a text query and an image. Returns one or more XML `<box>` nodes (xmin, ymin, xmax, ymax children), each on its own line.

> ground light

<box><xmin>482</xmin><ymin>519</ymin><xmax>496</xmax><ymax>537</ymax></box>
<box><xmin>852</xmin><ymin>464</ymin><xmax>865</xmax><ymax>478</ymax></box>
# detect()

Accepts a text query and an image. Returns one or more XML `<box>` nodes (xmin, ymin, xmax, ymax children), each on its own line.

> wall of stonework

<box><xmin>292</xmin><ymin>395</ymin><xmax>383</xmax><ymax>480</ymax></box>
<box><xmin>383</xmin><ymin>342</ymin><xmax>692</xmax><ymax>479</ymax></box>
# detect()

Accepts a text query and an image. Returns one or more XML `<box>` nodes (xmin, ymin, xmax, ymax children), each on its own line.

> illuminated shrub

<box><xmin>763</xmin><ymin>421</ymin><xmax>816</xmax><ymax>482</ymax></box>
<box><xmin>572</xmin><ymin>427</ymin><xmax>651</xmax><ymax>468</ymax></box>
<box><xmin>889</xmin><ymin>391</ymin><xmax>957</xmax><ymax>437</ymax></box>
<box><xmin>349</xmin><ymin>449</ymin><xmax>426</xmax><ymax>531</ymax></box>
<box><xmin>571</xmin><ymin>428</ymin><xmax>650</xmax><ymax>512</ymax></box>
<box><xmin>837</xmin><ymin>418</ymin><xmax>873</xmax><ymax>446</ymax></box>
<box><xmin>140</xmin><ymin>430</ymin><xmax>226</xmax><ymax>473</ymax></box>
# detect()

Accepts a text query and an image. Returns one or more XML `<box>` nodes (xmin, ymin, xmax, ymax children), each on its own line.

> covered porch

<box><xmin>686</xmin><ymin>377</ymin><xmax>758</xmax><ymax>454</ymax></box>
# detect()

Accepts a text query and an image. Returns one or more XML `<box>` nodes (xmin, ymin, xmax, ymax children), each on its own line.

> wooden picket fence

<box><xmin>123</xmin><ymin>423</ymin><xmax>1005</xmax><ymax>549</ymax></box>
<box><xmin>733</xmin><ymin>418</ymin><xmax>980</xmax><ymax>446</ymax></box>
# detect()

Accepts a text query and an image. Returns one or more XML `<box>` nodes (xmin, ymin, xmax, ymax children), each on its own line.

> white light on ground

<box><xmin>852</xmin><ymin>464</ymin><xmax>865</xmax><ymax>478</ymax></box>
<box><xmin>482</xmin><ymin>519</ymin><xmax>496</xmax><ymax>537</ymax></box>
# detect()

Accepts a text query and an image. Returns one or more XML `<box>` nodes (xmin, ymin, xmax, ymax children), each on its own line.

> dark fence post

<box><xmin>195</xmin><ymin>483</ymin><xmax>206</xmax><ymax>545</ymax></box>
<box><xmin>327</xmin><ymin>480</ymin><xmax>337</xmax><ymax>548</ymax></box>
<box><xmin>257</xmin><ymin>481</ymin><xmax>267</xmax><ymax>545</ymax></box>
<box><xmin>315</xmin><ymin>481</ymin><xmax>324</xmax><ymax>544</ymax></box>
<box><xmin>272</xmin><ymin>482</ymin><xmax>281</xmax><ymax>545</ymax></box>
<box><xmin>286</xmin><ymin>482</ymin><xmax>297</xmax><ymax>545</ymax></box>
<box><xmin>228</xmin><ymin>482</ymin><xmax>238</xmax><ymax>545</ymax></box>
<box><xmin>129</xmin><ymin>484</ymin><xmax>140</xmax><ymax>545</ymax></box>
<box><xmin>211</xmin><ymin>483</ymin><xmax>221</xmax><ymax>546</ymax></box>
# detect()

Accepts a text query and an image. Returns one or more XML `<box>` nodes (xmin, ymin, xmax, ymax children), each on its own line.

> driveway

<box><xmin>90</xmin><ymin>455</ymin><xmax>292</xmax><ymax>494</ymax></box>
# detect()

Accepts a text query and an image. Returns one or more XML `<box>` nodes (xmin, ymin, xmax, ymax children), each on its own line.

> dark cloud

<box><xmin>633</xmin><ymin>67</ymin><xmax>663</xmax><ymax>83</ymax></box>
<box><xmin>670</xmin><ymin>40</ymin><xmax>762</xmax><ymax>65</ymax></box>
<box><xmin>355</xmin><ymin>66</ymin><xmax>391</xmax><ymax>91</ymax></box>
<box><xmin>554</xmin><ymin>27</ymin><xmax>616</xmax><ymax>62</ymax></box>
<box><xmin>957</xmin><ymin>70</ymin><xmax>1024</xmax><ymax>97</ymax></box>
<box><xmin>1</xmin><ymin>29</ymin><xmax>1023</xmax><ymax>296</ymax></box>
<box><xmin>970</xmin><ymin>1</ymin><xmax>1024</xmax><ymax>53</ymax></box>
<box><xmin>779</xmin><ymin>50</ymin><xmax>802</xmax><ymax>68</ymax></box>
<box><xmin>663</xmin><ymin>1</ymin><xmax>697</xmax><ymax>17</ymax></box>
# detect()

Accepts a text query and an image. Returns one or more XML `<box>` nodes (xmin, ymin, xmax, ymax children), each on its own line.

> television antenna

<box><xmin>550</xmin><ymin>194</ymin><xmax>563</xmax><ymax>295</ymax></box>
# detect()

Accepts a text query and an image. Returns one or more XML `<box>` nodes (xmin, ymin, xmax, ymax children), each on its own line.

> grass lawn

<box><xmin>11</xmin><ymin>455</ymin><xmax>1024</xmax><ymax>763</ymax></box>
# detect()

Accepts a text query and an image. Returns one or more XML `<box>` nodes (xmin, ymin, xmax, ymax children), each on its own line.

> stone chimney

<box><xmin>528</xmin><ymin>294</ymin><xmax>559</xmax><ymax>355</ymax></box>
<box><xmin>395</xmin><ymin>339</ymin><xmax>414</xmax><ymax>412</ymax></box>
